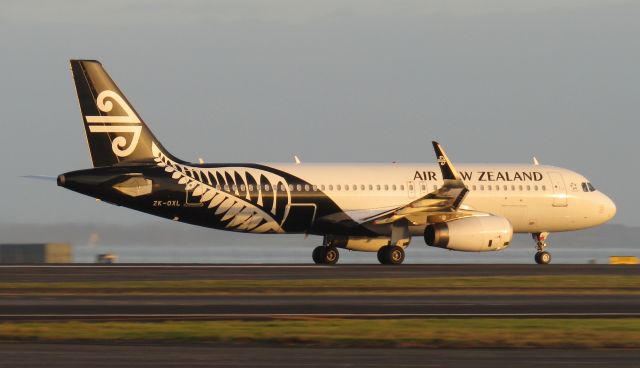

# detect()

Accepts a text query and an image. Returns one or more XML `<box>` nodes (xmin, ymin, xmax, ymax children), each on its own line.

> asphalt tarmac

<box><xmin>0</xmin><ymin>294</ymin><xmax>639</xmax><ymax>321</ymax></box>
<box><xmin>0</xmin><ymin>264</ymin><xmax>638</xmax><ymax>321</ymax></box>
<box><xmin>0</xmin><ymin>264</ymin><xmax>638</xmax><ymax>282</ymax></box>
<box><xmin>1</xmin><ymin>265</ymin><xmax>638</xmax><ymax>367</ymax></box>
<box><xmin>2</xmin><ymin>344</ymin><xmax>640</xmax><ymax>368</ymax></box>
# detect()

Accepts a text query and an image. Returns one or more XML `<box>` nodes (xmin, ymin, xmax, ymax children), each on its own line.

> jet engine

<box><xmin>424</xmin><ymin>216</ymin><xmax>513</xmax><ymax>252</ymax></box>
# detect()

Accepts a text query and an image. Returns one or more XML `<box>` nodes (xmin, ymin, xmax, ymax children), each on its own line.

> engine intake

<box><xmin>424</xmin><ymin>216</ymin><xmax>513</xmax><ymax>252</ymax></box>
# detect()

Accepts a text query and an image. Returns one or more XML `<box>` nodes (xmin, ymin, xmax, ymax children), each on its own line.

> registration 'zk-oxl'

<box><xmin>58</xmin><ymin>60</ymin><xmax>617</xmax><ymax>265</ymax></box>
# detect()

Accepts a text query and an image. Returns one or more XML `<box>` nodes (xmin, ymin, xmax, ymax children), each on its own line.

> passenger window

<box><xmin>400</xmin><ymin>185</ymin><xmax>405</xmax><ymax>191</ymax></box>
<box><xmin>376</xmin><ymin>185</ymin><xmax>381</xmax><ymax>191</ymax></box>
<box><xmin>488</xmin><ymin>185</ymin><xmax>492</xmax><ymax>191</ymax></box>
<box><xmin>344</xmin><ymin>185</ymin><xmax>349</xmax><ymax>191</ymax></box>
<box><xmin>392</xmin><ymin>185</ymin><xmax>397</xmax><ymax>191</ymax></box>
<box><xmin>240</xmin><ymin>184</ymin><xmax>246</xmax><ymax>191</ymax></box>
<box><xmin>224</xmin><ymin>184</ymin><xmax>230</xmax><ymax>191</ymax></box>
<box><xmin>368</xmin><ymin>185</ymin><xmax>373</xmax><ymax>191</ymax></box>
<box><xmin>526</xmin><ymin>185</ymin><xmax>531</xmax><ymax>191</ymax></box>
<box><xmin>519</xmin><ymin>185</ymin><xmax>523</xmax><ymax>191</ymax></box>
<box><xmin>304</xmin><ymin>184</ymin><xmax>310</xmax><ymax>191</ymax></box>
<box><xmin>472</xmin><ymin>185</ymin><xmax>477</xmax><ymax>191</ymax></box>
<box><xmin>248</xmin><ymin>184</ymin><xmax>254</xmax><ymax>191</ymax></box>
<box><xmin>503</xmin><ymin>185</ymin><xmax>507</xmax><ymax>191</ymax></box>
<box><xmin>361</xmin><ymin>185</ymin><xmax>365</xmax><ymax>191</ymax></box>
<box><xmin>328</xmin><ymin>185</ymin><xmax>333</xmax><ymax>191</ymax></box>
<box><xmin>480</xmin><ymin>185</ymin><xmax>484</xmax><ymax>191</ymax></box>
<box><xmin>384</xmin><ymin>185</ymin><xmax>389</xmax><ymax>191</ymax></box>
<box><xmin>232</xmin><ymin>184</ymin><xmax>237</xmax><ymax>192</ymax></box>
<box><xmin>408</xmin><ymin>185</ymin><xmax>413</xmax><ymax>191</ymax></box>
<box><xmin>320</xmin><ymin>185</ymin><xmax>325</xmax><ymax>191</ymax></box>
<box><xmin>511</xmin><ymin>185</ymin><xmax>515</xmax><ymax>191</ymax></box>
<box><xmin>289</xmin><ymin>184</ymin><xmax>294</xmax><ymax>191</ymax></box>
<box><xmin>312</xmin><ymin>185</ymin><xmax>318</xmax><ymax>191</ymax></box>
<box><xmin>353</xmin><ymin>185</ymin><xmax>358</xmax><ymax>191</ymax></box>
<box><xmin>433</xmin><ymin>185</ymin><xmax>437</xmax><ymax>190</ymax></box>
<box><xmin>495</xmin><ymin>185</ymin><xmax>499</xmax><ymax>191</ymax></box>
<box><xmin>421</xmin><ymin>185</ymin><xmax>426</xmax><ymax>191</ymax></box>
<box><xmin>295</xmin><ymin>184</ymin><xmax>301</xmax><ymax>191</ymax></box>
<box><xmin>542</xmin><ymin>185</ymin><xmax>546</xmax><ymax>191</ymax></box>
<box><xmin>534</xmin><ymin>185</ymin><xmax>538</xmax><ymax>191</ymax></box>
<box><xmin>337</xmin><ymin>185</ymin><xmax>341</xmax><ymax>191</ymax></box>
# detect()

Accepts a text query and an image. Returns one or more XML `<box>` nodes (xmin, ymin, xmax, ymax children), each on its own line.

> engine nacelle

<box><xmin>329</xmin><ymin>236</ymin><xmax>410</xmax><ymax>252</ymax></box>
<box><xmin>424</xmin><ymin>216</ymin><xmax>513</xmax><ymax>252</ymax></box>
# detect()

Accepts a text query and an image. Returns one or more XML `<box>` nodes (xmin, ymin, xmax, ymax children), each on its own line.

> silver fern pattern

<box><xmin>152</xmin><ymin>143</ymin><xmax>292</xmax><ymax>233</ymax></box>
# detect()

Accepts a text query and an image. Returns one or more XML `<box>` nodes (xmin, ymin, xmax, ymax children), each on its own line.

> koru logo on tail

<box><xmin>84</xmin><ymin>90</ymin><xmax>141</xmax><ymax>157</ymax></box>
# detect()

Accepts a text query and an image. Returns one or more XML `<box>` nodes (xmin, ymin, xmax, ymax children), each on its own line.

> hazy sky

<box><xmin>1</xmin><ymin>0</ymin><xmax>638</xmax><ymax>227</ymax></box>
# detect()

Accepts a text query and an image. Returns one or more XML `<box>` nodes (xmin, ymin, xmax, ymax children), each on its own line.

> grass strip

<box><xmin>0</xmin><ymin>276</ymin><xmax>638</xmax><ymax>295</ymax></box>
<box><xmin>0</xmin><ymin>318</ymin><xmax>639</xmax><ymax>349</ymax></box>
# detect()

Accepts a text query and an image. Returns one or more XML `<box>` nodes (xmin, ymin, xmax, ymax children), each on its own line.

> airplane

<box><xmin>57</xmin><ymin>60</ymin><xmax>617</xmax><ymax>265</ymax></box>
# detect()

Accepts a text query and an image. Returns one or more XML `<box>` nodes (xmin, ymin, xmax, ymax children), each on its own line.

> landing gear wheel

<box><xmin>535</xmin><ymin>251</ymin><xmax>551</xmax><ymax>265</ymax></box>
<box><xmin>323</xmin><ymin>246</ymin><xmax>339</xmax><ymax>265</ymax></box>
<box><xmin>387</xmin><ymin>246</ymin><xmax>405</xmax><ymax>265</ymax></box>
<box><xmin>377</xmin><ymin>246</ymin><xmax>388</xmax><ymax>264</ymax></box>
<box><xmin>312</xmin><ymin>246</ymin><xmax>324</xmax><ymax>264</ymax></box>
<box><xmin>312</xmin><ymin>246</ymin><xmax>340</xmax><ymax>264</ymax></box>
<box><xmin>377</xmin><ymin>245</ymin><xmax>405</xmax><ymax>265</ymax></box>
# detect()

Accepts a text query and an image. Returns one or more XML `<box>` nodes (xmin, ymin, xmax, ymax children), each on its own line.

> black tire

<box><xmin>323</xmin><ymin>246</ymin><xmax>339</xmax><ymax>265</ymax></box>
<box><xmin>387</xmin><ymin>246</ymin><xmax>405</xmax><ymax>265</ymax></box>
<box><xmin>312</xmin><ymin>246</ymin><xmax>325</xmax><ymax>264</ymax></box>
<box><xmin>535</xmin><ymin>251</ymin><xmax>551</xmax><ymax>265</ymax></box>
<box><xmin>377</xmin><ymin>246</ymin><xmax>390</xmax><ymax>264</ymax></box>
<box><xmin>377</xmin><ymin>245</ymin><xmax>405</xmax><ymax>265</ymax></box>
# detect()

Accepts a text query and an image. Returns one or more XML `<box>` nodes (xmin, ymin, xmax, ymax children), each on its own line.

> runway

<box><xmin>0</xmin><ymin>295</ymin><xmax>639</xmax><ymax>321</ymax></box>
<box><xmin>0</xmin><ymin>264</ymin><xmax>638</xmax><ymax>321</ymax></box>
<box><xmin>0</xmin><ymin>264</ymin><xmax>637</xmax><ymax>282</ymax></box>
<box><xmin>1</xmin><ymin>265</ymin><xmax>638</xmax><ymax>367</ymax></box>
<box><xmin>3</xmin><ymin>344</ymin><xmax>640</xmax><ymax>368</ymax></box>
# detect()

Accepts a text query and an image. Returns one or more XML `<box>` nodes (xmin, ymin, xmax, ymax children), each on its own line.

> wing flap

<box><xmin>364</xmin><ymin>141</ymin><xmax>470</xmax><ymax>226</ymax></box>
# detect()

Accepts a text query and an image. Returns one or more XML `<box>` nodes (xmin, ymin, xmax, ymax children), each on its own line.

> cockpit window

<box><xmin>581</xmin><ymin>183</ymin><xmax>589</xmax><ymax>192</ymax></box>
<box><xmin>582</xmin><ymin>182</ymin><xmax>596</xmax><ymax>192</ymax></box>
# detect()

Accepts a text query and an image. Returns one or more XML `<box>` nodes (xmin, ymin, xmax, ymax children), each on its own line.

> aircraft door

<box><xmin>548</xmin><ymin>172</ymin><xmax>568</xmax><ymax>207</ymax></box>
<box><xmin>184</xmin><ymin>182</ymin><xmax>204</xmax><ymax>207</ymax></box>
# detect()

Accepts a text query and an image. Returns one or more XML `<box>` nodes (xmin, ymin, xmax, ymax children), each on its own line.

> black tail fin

<box><xmin>70</xmin><ymin>60</ymin><xmax>177</xmax><ymax>167</ymax></box>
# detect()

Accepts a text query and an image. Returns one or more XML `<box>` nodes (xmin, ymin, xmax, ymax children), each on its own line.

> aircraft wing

<box><xmin>361</xmin><ymin>141</ymin><xmax>473</xmax><ymax>226</ymax></box>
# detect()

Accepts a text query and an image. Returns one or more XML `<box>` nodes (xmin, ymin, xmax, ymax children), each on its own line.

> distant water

<box><xmin>74</xmin><ymin>234</ymin><xmax>638</xmax><ymax>264</ymax></box>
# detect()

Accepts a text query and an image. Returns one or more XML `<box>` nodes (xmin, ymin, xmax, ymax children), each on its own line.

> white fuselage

<box><xmin>268</xmin><ymin>163</ymin><xmax>616</xmax><ymax>234</ymax></box>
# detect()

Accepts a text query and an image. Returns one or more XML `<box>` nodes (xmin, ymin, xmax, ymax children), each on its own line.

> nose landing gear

<box><xmin>532</xmin><ymin>232</ymin><xmax>551</xmax><ymax>265</ymax></box>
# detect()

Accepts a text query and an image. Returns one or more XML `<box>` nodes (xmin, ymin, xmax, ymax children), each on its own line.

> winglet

<box><xmin>432</xmin><ymin>141</ymin><xmax>463</xmax><ymax>182</ymax></box>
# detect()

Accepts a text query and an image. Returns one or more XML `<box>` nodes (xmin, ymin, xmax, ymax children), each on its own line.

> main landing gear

<box><xmin>377</xmin><ymin>245</ymin><xmax>405</xmax><ymax>265</ymax></box>
<box><xmin>532</xmin><ymin>232</ymin><xmax>551</xmax><ymax>265</ymax></box>
<box><xmin>312</xmin><ymin>245</ymin><xmax>339</xmax><ymax>265</ymax></box>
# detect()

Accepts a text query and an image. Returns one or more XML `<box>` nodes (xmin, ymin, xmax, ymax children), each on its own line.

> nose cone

<box><xmin>599</xmin><ymin>193</ymin><xmax>617</xmax><ymax>223</ymax></box>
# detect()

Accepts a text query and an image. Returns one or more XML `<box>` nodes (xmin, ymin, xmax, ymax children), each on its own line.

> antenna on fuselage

<box><xmin>294</xmin><ymin>155</ymin><xmax>301</xmax><ymax>164</ymax></box>
<box><xmin>533</xmin><ymin>157</ymin><xmax>539</xmax><ymax>166</ymax></box>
